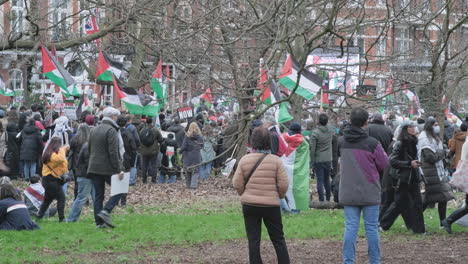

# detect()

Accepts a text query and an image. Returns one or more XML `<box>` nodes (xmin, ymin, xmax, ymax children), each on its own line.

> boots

<box><xmin>442</xmin><ymin>206</ymin><xmax>468</xmax><ymax>234</ymax></box>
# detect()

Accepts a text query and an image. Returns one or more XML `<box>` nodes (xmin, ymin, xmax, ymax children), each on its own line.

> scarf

<box><xmin>103</xmin><ymin>117</ymin><xmax>125</xmax><ymax>160</ymax></box>
<box><xmin>417</xmin><ymin>131</ymin><xmax>447</xmax><ymax>181</ymax></box>
<box><xmin>251</xmin><ymin>149</ymin><xmax>271</xmax><ymax>154</ymax></box>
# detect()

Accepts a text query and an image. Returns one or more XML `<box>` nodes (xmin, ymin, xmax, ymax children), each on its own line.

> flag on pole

<box><xmin>281</xmin><ymin>133</ymin><xmax>310</xmax><ymax>211</ymax></box>
<box><xmin>150</xmin><ymin>60</ymin><xmax>164</xmax><ymax>100</ymax></box>
<box><xmin>0</xmin><ymin>76</ymin><xmax>13</xmax><ymax>96</ymax></box>
<box><xmin>96</xmin><ymin>50</ymin><xmax>124</xmax><ymax>82</ymax></box>
<box><xmin>84</xmin><ymin>8</ymin><xmax>101</xmax><ymax>47</ymax></box>
<box><xmin>321</xmin><ymin>82</ymin><xmax>329</xmax><ymax>107</ymax></box>
<box><xmin>76</xmin><ymin>92</ymin><xmax>93</xmax><ymax>117</ymax></box>
<box><xmin>279</xmin><ymin>55</ymin><xmax>322</xmax><ymax>100</ymax></box>
<box><xmin>259</xmin><ymin>67</ymin><xmax>272</xmax><ymax>105</ymax></box>
<box><xmin>41</xmin><ymin>45</ymin><xmax>79</xmax><ymax>97</ymax></box>
<box><xmin>113</xmin><ymin>76</ymin><xmax>159</xmax><ymax>116</ymax></box>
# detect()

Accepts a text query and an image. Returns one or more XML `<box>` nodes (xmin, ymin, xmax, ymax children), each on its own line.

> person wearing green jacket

<box><xmin>310</xmin><ymin>114</ymin><xmax>335</xmax><ymax>202</ymax></box>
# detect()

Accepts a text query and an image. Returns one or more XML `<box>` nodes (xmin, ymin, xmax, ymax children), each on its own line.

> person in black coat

<box><xmin>368</xmin><ymin>113</ymin><xmax>394</xmax><ymax>153</ymax></box>
<box><xmin>167</xmin><ymin>119</ymin><xmax>185</xmax><ymax>148</ymax></box>
<box><xmin>159</xmin><ymin>133</ymin><xmax>179</xmax><ymax>184</ymax></box>
<box><xmin>19</xmin><ymin>120</ymin><xmax>42</xmax><ymax>180</ymax></box>
<box><xmin>380</xmin><ymin>121</ymin><xmax>425</xmax><ymax>234</ymax></box>
<box><xmin>180</xmin><ymin>123</ymin><xmax>203</xmax><ymax>189</ymax></box>
<box><xmin>4</xmin><ymin>122</ymin><xmax>20</xmax><ymax>178</ymax></box>
<box><xmin>118</xmin><ymin>116</ymin><xmax>137</xmax><ymax>206</ymax></box>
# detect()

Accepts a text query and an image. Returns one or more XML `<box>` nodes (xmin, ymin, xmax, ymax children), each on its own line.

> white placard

<box><xmin>110</xmin><ymin>172</ymin><xmax>130</xmax><ymax>196</ymax></box>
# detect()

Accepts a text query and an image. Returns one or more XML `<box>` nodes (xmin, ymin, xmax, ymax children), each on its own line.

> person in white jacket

<box><xmin>442</xmin><ymin>139</ymin><xmax>468</xmax><ymax>234</ymax></box>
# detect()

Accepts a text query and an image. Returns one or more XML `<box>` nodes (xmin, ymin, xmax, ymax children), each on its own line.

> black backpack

<box><xmin>140</xmin><ymin>126</ymin><xmax>155</xmax><ymax>146</ymax></box>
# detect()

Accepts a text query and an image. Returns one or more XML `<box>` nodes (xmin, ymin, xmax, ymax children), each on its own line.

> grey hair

<box><xmin>0</xmin><ymin>176</ymin><xmax>11</xmax><ymax>185</ymax></box>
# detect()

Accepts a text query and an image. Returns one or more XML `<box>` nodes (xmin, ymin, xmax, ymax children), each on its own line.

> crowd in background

<box><xmin>0</xmin><ymin>101</ymin><xmax>468</xmax><ymax>264</ymax></box>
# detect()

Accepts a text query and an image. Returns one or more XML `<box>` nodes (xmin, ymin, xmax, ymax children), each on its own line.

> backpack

<box><xmin>140</xmin><ymin>126</ymin><xmax>155</xmax><ymax>146</ymax></box>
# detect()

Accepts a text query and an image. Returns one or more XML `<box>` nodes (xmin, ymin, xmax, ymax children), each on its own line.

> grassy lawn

<box><xmin>0</xmin><ymin>203</ymin><xmax>464</xmax><ymax>264</ymax></box>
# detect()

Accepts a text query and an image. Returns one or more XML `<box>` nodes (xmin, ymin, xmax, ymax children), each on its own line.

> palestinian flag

<box><xmin>96</xmin><ymin>50</ymin><xmax>124</xmax><ymax>82</ymax></box>
<box><xmin>321</xmin><ymin>83</ymin><xmax>329</xmax><ymax>107</ymax></box>
<box><xmin>281</xmin><ymin>132</ymin><xmax>310</xmax><ymax>211</ymax></box>
<box><xmin>41</xmin><ymin>45</ymin><xmax>79</xmax><ymax>97</ymax></box>
<box><xmin>150</xmin><ymin>60</ymin><xmax>164</xmax><ymax>100</ymax></box>
<box><xmin>76</xmin><ymin>92</ymin><xmax>93</xmax><ymax>117</ymax></box>
<box><xmin>279</xmin><ymin>55</ymin><xmax>322</xmax><ymax>100</ymax></box>
<box><xmin>166</xmin><ymin>146</ymin><xmax>175</xmax><ymax>168</ymax></box>
<box><xmin>0</xmin><ymin>76</ymin><xmax>13</xmax><ymax>96</ymax></box>
<box><xmin>259</xmin><ymin>67</ymin><xmax>272</xmax><ymax>105</ymax></box>
<box><xmin>113</xmin><ymin>76</ymin><xmax>159</xmax><ymax>116</ymax></box>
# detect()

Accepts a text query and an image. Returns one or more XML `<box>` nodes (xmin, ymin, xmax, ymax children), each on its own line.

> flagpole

<box><xmin>320</xmin><ymin>82</ymin><xmax>324</xmax><ymax>113</ymax></box>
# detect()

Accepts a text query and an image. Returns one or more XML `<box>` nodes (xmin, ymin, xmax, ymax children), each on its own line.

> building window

<box><xmin>9</xmin><ymin>69</ymin><xmax>23</xmax><ymax>91</ymax></box>
<box><xmin>10</xmin><ymin>0</ymin><xmax>25</xmax><ymax>33</ymax></box>
<box><xmin>50</xmin><ymin>0</ymin><xmax>69</xmax><ymax>41</ymax></box>
<box><xmin>376</xmin><ymin>38</ymin><xmax>386</xmax><ymax>56</ymax></box>
<box><xmin>395</xmin><ymin>27</ymin><xmax>410</xmax><ymax>58</ymax></box>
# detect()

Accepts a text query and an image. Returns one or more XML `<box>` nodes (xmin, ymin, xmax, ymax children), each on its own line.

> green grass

<box><xmin>0</xmin><ymin>206</ymin><xmax>465</xmax><ymax>263</ymax></box>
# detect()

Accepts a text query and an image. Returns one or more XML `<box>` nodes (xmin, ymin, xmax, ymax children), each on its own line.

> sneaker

<box><xmin>441</xmin><ymin>219</ymin><xmax>452</xmax><ymax>234</ymax></box>
<box><xmin>97</xmin><ymin>210</ymin><xmax>115</xmax><ymax>228</ymax></box>
<box><xmin>96</xmin><ymin>224</ymin><xmax>107</xmax><ymax>229</ymax></box>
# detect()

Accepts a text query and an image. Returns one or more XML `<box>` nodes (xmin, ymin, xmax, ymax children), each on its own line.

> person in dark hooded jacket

<box><xmin>159</xmin><ymin>133</ymin><xmax>179</xmax><ymax>184</ymax></box>
<box><xmin>180</xmin><ymin>122</ymin><xmax>203</xmax><ymax>189</ymax></box>
<box><xmin>5</xmin><ymin>121</ymin><xmax>20</xmax><ymax>178</ymax></box>
<box><xmin>20</xmin><ymin>120</ymin><xmax>42</xmax><ymax>180</ymax></box>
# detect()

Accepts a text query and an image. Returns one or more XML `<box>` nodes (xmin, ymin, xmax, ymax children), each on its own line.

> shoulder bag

<box><xmin>244</xmin><ymin>153</ymin><xmax>268</xmax><ymax>188</ymax></box>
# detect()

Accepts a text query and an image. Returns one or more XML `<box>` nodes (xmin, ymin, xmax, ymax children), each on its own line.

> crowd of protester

<box><xmin>0</xmin><ymin>102</ymin><xmax>467</xmax><ymax>264</ymax></box>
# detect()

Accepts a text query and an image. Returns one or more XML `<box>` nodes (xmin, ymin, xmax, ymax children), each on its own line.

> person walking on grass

<box><xmin>36</xmin><ymin>137</ymin><xmax>69</xmax><ymax>222</ymax></box>
<box><xmin>87</xmin><ymin>107</ymin><xmax>125</xmax><ymax>228</ymax></box>
<box><xmin>233</xmin><ymin>127</ymin><xmax>290</xmax><ymax>264</ymax></box>
<box><xmin>379</xmin><ymin>121</ymin><xmax>425</xmax><ymax>234</ymax></box>
<box><xmin>19</xmin><ymin>119</ymin><xmax>42</xmax><ymax>181</ymax></box>
<box><xmin>180</xmin><ymin>122</ymin><xmax>203</xmax><ymax>189</ymax></box>
<box><xmin>442</xmin><ymin>134</ymin><xmax>468</xmax><ymax>234</ymax></box>
<box><xmin>418</xmin><ymin>118</ymin><xmax>455</xmax><ymax>227</ymax></box>
<box><xmin>339</xmin><ymin>107</ymin><xmax>388</xmax><ymax>264</ymax></box>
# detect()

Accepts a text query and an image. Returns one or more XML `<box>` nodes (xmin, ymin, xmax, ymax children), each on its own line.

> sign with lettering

<box><xmin>177</xmin><ymin>106</ymin><xmax>194</xmax><ymax>120</ymax></box>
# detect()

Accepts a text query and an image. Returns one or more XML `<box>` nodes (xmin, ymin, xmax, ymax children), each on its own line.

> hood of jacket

<box><xmin>343</xmin><ymin>125</ymin><xmax>368</xmax><ymax>143</ymax></box>
<box><xmin>23</xmin><ymin>124</ymin><xmax>38</xmax><ymax>135</ymax></box>
<box><xmin>454</xmin><ymin>131</ymin><xmax>467</xmax><ymax>142</ymax></box>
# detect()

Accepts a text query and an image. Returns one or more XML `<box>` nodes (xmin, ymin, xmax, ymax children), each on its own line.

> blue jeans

<box><xmin>199</xmin><ymin>162</ymin><xmax>212</xmax><ymax>180</ymax></box>
<box><xmin>314</xmin><ymin>161</ymin><xmax>331</xmax><ymax>201</ymax></box>
<box><xmin>23</xmin><ymin>160</ymin><xmax>36</xmax><ymax>180</ymax></box>
<box><xmin>67</xmin><ymin>177</ymin><xmax>94</xmax><ymax>222</ymax></box>
<box><xmin>343</xmin><ymin>205</ymin><xmax>380</xmax><ymax>264</ymax></box>
<box><xmin>158</xmin><ymin>173</ymin><xmax>176</xmax><ymax>184</ymax></box>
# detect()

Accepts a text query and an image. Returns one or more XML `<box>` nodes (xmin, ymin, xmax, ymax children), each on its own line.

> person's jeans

<box><xmin>159</xmin><ymin>173</ymin><xmax>176</xmax><ymax>184</ymax></box>
<box><xmin>90</xmin><ymin>173</ymin><xmax>123</xmax><ymax>226</ymax></box>
<box><xmin>242</xmin><ymin>204</ymin><xmax>290</xmax><ymax>264</ymax></box>
<box><xmin>23</xmin><ymin>160</ymin><xmax>36</xmax><ymax>180</ymax></box>
<box><xmin>141</xmin><ymin>155</ymin><xmax>158</xmax><ymax>183</ymax></box>
<box><xmin>67</xmin><ymin>177</ymin><xmax>94</xmax><ymax>222</ymax></box>
<box><xmin>185</xmin><ymin>167</ymin><xmax>200</xmax><ymax>189</ymax></box>
<box><xmin>343</xmin><ymin>205</ymin><xmax>380</xmax><ymax>264</ymax></box>
<box><xmin>37</xmin><ymin>175</ymin><xmax>66</xmax><ymax>221</ymax></box>
<box><xmin>314</xmin><ymin>161</ymin><xmax>331</xmax><ymax>202</ymax></box>
<box><xmin>199</xmin><ymin>162</ymin><xmax>212</xmax><ymax>180</ymax></box>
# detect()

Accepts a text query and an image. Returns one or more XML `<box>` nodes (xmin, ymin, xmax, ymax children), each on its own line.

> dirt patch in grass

<box><xmin>54</xmin><ymin>234</ymin><xmax>467</xmax><ymax>264</ymax></box>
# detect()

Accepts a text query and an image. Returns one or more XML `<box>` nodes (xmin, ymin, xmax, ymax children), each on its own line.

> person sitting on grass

<box><xmin>0</xmin><ymin>183</ymin><xmax>39</xmax><ymax>230</ymax></box>
<box><xmin>23</xmin><ymin>175</ymin><xmax>57</xmax><ymax>218</ymax></box>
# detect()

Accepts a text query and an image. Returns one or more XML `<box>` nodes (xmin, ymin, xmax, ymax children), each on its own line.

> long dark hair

<box><xmin>423</xmin><ymin>118</ymin><xmax>440</xmax><ymax>143</ymax></box>
<box><xmin>398</xmin><ymin>125</ymin><xmax>417</xmax><ymax>143</ymax></box>
<box><xmin>0</xmin><ymin>184</ymin><xmax>21</xmax><ymax>200</ymax></box>
<box><xmin>42</xmin><ymin>137</ymin><xmax>62</xmax><ymax>164</ymax></box>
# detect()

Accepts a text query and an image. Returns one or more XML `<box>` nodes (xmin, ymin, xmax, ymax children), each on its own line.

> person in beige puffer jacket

<box><xmin>233</xmin><ymin>127</ymin><xmax>290</xmax><ymax>264</ymax></box>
